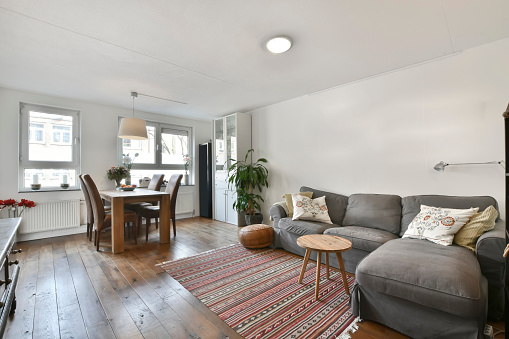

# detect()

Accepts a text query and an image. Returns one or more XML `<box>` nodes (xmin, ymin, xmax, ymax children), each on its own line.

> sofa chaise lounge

<box><xmin>269</xmin><ymin>186</ymin><xmax>505</xmax><ymax>339</ymax></box>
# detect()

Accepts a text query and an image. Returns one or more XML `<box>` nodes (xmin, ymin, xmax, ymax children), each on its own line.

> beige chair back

<box><xmin>166</xmin><ymin>174</ymin><xmax>183</xmax><ymax>216</ymax></box>
<box><xmin>148</xmin><ymin>174</ymin><xmax>165</xmax><ymax>191</ymax></box>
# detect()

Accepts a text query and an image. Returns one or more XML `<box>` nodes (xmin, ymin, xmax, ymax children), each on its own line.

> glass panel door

<box><xmin>215</xmin><ymin>118</ymin><xmax>225</xmax><ymax>172</ymax></box>
<box><xmin>226</xmin><ymin>115</ymin><xmax>236</xmax><ymax>170</ymax></box>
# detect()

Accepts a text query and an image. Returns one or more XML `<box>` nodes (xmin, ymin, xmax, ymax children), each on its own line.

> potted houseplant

<box><xmin>227</xmin><ymin>149</ymin><xmax>269</xmax><ymax>225</ymax></box>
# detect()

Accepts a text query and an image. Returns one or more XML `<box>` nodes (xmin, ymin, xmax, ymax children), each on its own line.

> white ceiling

<box><xmin>1</xmin><ymin>0</ymin><xmax>509</xmax><ymax>120</ymax></box>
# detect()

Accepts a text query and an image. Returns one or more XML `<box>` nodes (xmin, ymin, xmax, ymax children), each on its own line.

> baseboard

<box><xmin>17</xmin><ymin>213</ymin><xmax>194</xmax><ymax>242</ymax></box>
<box><xmin>18</xmin><ymin>225</ymin><xmax>87</xmax><ymax>242</ymax></box>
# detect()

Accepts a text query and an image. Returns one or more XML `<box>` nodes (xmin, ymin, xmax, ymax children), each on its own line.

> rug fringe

<box><xmin>336</xmin><ymin>317</ymin><xmax>360</xmax><ymax>339</ymax></box>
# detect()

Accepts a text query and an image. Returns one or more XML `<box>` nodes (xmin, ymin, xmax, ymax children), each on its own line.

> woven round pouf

<box><xmin>239</xmin><ymin>224</ymin><xmax>274</xmax><ymax>249</ymax></box>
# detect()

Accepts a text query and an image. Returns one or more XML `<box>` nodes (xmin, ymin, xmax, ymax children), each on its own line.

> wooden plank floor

<box><xmin>5</xmin><ymin>217</ymin><xmax>505</xmax><ymax>339</ymax></box>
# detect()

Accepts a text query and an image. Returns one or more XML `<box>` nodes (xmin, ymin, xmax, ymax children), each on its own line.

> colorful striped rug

<box><xmin>159</xmin><ymin>244</ymin><xmax>358</xmax><ymax>339</ymax></box>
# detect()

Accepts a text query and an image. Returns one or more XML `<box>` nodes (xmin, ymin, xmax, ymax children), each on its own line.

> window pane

<box><xmin>215</xmin><ymin>119</ymin><xmax>225</xmax><ymax>171</ymax></box>
<box><xmin>23</xmin><ymin>169</ymin><xmax>76</xmax><ymax>188</ymax></box>
<box><xmin>123</xmin><ymin>126</ymin><xmax>156</xmax><ymax>164</ymax></box>
<box><xmin>29</xmin><ymin>123</ymin><xmax>44</xmax><ymax>142</ymax></box>
<box><xmin>28</xmin><ymin>111</ymin><xmax>73</xmax><ymax>162</ymax></box>
<box><xmin>161</xmin><ymin>130</ymin><xmax>188</xmax><ymax>165</ymax></box>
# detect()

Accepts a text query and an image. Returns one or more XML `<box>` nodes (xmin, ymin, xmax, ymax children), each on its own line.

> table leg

<box><xmin>159</xmin><ymin>194</ymin><xmax>171</xmax><ymax>244</ymax></box>
<box><xmin>335</xmin><ymin>252</ymin><xmax>350</xmax><ymax>296</ymax></box>
<box><xmin>299</xmin><ymin>249</ymin><xmax>311</xmax><ymax>284</ymax></box>
<box><xmin>325</xmin><ymin>253</ymin><xmax>330</xmax><ymax>280</ymax></box>
<box><xmin>315</xmin><ymin>251</ymin><xmax>321</xmax><ymax>301</ymax></box>
<box><xmin>111</xmin><ymin>197</ymin><xmax>124</xmax><ymax>254</ymax></box>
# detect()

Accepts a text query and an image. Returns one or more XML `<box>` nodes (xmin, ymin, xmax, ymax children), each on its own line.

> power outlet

<box><xmin>484</xmin><ymin>324</ymin><xmax>493</xmax><ymax>339</ymax></box>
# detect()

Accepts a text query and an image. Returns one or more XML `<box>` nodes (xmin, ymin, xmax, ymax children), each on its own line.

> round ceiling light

<box><xmin>266</xmin><ymin>36</ymin><xmax>292</xmax><ymax>54</ymax></box>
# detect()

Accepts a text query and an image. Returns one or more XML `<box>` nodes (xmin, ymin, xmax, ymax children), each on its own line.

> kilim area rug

<box><xmin>158</xmin><ymin>243</ymin><xmax>359</xmax><ymax>339</ymax></box>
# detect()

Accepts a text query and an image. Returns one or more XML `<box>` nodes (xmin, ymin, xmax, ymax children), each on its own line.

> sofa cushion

<box><xmin>278</xmin><ymin>217</ymin><xmax>338</xmax><ymax>236</ymax></box>
<box><xmin>324</xmin><ymin>226</ymin><xmax>398</xmax><ymax>252</ymax></box>
<box><xmin>282</xmin><ymin>192</ymin><xmax>313</xmax><ymax>217</ymax></box>
<box><xmin>292</xmin><ymin>195</ymin><xmax>332</xmax><ymax>224</ymax></box>
<box><xmin>402</xmin><ymin>205</ymin><xmax>478</xmax><ymax>246</ymax></box>
<box><xmin>454</xmin><ymin>205</ymin><xmax>498</xmax><ymax>251</ymax></box>
<box><xmin>300</xmin><ymin>186</ymin><xmax>348</xmax><ymax>225</ymax></box>
<box><xmin>356</xmin><ymin>238</ymin><xmax>486</xmax><ymax>318</ymax></box>
<box><xmin>342</xmin><ymin>194</ymin><xmax>402</xmax><ymax>235</ymax></box>
<box><xmin>400</xmin><ymin>195</ymin><xmax>498</xmax><ymax>237</ymax></box>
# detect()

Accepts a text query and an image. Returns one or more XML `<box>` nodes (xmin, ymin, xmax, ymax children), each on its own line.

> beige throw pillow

<box><xmin>454</xmin><ymin>205</ymin><xmax>498</xmax><ymax>251</ymax></box>
<box><xmin>402</xmin><ymin>205</ymin><xmax>478</xmax><ymax>246</ymax></box>
<box><xmin>292</xmin><ymin>194</ymin><xmax>332</xmax><ymax>224</ymax></box>
<box><xmin>282</xmin><ymin>192</ymin><xmax>313</xmax><ymax>217</ymax></box>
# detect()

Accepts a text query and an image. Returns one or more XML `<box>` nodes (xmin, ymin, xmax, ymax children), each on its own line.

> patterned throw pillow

<box><xmin>454</xmin><ymin>205</ymin><xmax>498</xmax><ymax>251</ymax></box>
<box><xmin>282</xmin><ymin>192</ymin><xmax>313</xmax><ymax>217</ymax></box>
<box><xmin>292</xmin><ymin>194</ymin><xmax>332</xmax><ymax>224</ymax></box>
<box><xmin>402</xmin><ymin>205</ymin><xmax>479</xmax><ymax>246</ymax></box>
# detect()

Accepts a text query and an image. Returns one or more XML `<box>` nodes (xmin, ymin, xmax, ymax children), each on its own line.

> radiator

<box><xmin>176</xmin><ymin>191</ymin><xmax>193</xmax><ymax>215</ymax></box>
<box><xmin>19</xmin><ymin>199</ymin><xmax>81</xmax><ymax>234</ymax></box>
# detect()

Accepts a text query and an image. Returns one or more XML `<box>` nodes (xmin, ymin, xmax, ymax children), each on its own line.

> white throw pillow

<box><xmin>402</xmin><ymin>205</ymin><xmax>479</xmax><ymax>246</ymax></box>
<box><xmin>292</xmin><ymin>194</ymin><xmax>332</xmax><ymax>224</ymax></box>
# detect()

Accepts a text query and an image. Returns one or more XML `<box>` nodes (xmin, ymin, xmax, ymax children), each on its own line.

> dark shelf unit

<box><xmin>199</xmin><ymin>142</ymin><xmax>213</xmax><ymax>218</ymax></box>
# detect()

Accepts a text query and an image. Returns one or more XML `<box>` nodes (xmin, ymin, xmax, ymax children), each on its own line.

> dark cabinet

<box><xmin>199</xmin><ymin>142</ymin><xmax>213</xmax><ymax>218</ymax></box>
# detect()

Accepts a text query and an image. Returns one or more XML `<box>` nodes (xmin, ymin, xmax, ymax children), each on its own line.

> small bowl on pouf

<box><xmin>31</xmin><ymin>184</ymin><xmax>41</xmax><ymax>190</ymax></box>
<box><xmin>60</xmin><ymin>183</ymin><xmax>70</xmax><ymax>189</ymax></box>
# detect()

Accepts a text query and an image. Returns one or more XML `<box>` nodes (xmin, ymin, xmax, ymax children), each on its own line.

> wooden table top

<box><xmin>297</xmin><ymin>234</ymin><xmax>352</xmax><ymax>253</ymax></box>
<box><xmin>100</xmin><ymin>189</ymin><xmax>169</xmax><ymax>199</ymax></box>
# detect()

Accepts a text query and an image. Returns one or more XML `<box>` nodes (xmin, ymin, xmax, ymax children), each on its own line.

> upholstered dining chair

<box><xmin>124</xmin><ymin>174</ymin><xmax>165</xmax><ymax>213</ymax></box>
<box><xmin>82</xmin><ymin>174</ymin><xmax>139</xmax><ymax>251</ymax></box>
<box><xmin>137</xmin><ymin>174</ymin><xmax>183</xmax><ymax>242</ymax></box>
<box><xmin>79</xmin><ymin>174</ymin><xmax>111</xmax><ymax>242</ymax></box>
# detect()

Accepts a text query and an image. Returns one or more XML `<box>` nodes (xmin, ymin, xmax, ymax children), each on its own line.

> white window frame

<box><xmin>19</xmin><ymin>103</ymin><xmax>81</xmax><ymax>192</ymax></box>
<box><xmin>118</xmin><ymin>118</ymin><xmax>193</xmax><ymax>172</ymax></box>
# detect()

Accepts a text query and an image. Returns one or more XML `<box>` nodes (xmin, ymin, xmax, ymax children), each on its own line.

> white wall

<box><xmin>0</xmin><ymin>87</ymin><xmax>211</xmax><ymax>228</ymax></box>
<box><xmin>251</xmin><ymin>37</ymin><xmax>509</xmax><ymax>220</ymax></box>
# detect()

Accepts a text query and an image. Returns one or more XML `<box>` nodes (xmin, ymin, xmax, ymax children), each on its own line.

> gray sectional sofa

<box><xmin>269</xmin><ymin>186</ymin><xmax>506</xmax><ymax>339</ymax></box>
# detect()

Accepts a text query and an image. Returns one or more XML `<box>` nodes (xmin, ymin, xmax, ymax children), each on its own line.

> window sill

<box><xmin>19</xmin><ymin>188</ymin><xmax>81</xmax><ymax>193</ymax></box>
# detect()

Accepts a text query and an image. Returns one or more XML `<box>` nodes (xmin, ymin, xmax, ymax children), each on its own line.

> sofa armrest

<box><xmin>269</xmin><ymin>201</ymin><xmax>288</xmax><ymax>228</ymax></box>
<box><xmin>476</xmin><ymin>219</ymin><xmax>506</xmax><ymax>262</ymax></box>
<box><xmin>475</xmin><ymin>218</ymin><xmax>506</xmax><ymax>320</ymax></box>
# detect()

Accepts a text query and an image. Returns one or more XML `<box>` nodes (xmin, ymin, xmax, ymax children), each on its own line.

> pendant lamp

<box><xmin>118</xmin><ymin>92</ymin><xmax>148</xmax><ymax>140</ymax></box>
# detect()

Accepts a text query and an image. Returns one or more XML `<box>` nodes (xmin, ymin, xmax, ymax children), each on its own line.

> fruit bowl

<box><xmin>121</xmin><ymin>185</ymin><xmax>136</xmax><ymax>191</ymax></box>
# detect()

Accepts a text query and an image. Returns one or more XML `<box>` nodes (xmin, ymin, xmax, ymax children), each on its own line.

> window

<box><xmin>123</xmin><ymin>139</ymin><xmax>142</xmax><ymax>150</ymax></box>
<box><xmin>52</xmin><ymin>125</ymin><xmax>72</xmax><ymax>144</ymax></box>
<box><xmin>119</xmin><ymin>119</ymin><xmax>192</xmax><ymax>184</ymax></box>
<box><xmin>19</xmin><ymin>103</ymin><xmax>80</xmax><ymax>191</ymax></box>
<box><xmin>29</xmin><ymin>123</ymin><xmax>45</xmax><ymax>143</ymax></box>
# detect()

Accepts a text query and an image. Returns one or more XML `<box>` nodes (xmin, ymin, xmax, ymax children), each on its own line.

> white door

<box><xmin>214</xmin><ymin>188</ymin><xmax>226</xmax><ymax>222</ymax></box>
<box><xmin>226</xmin><ymin>189</ymin><xmax>238</xmax><ymax>225</ymax></box>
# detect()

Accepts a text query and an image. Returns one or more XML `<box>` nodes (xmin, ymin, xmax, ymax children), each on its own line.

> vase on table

<box><xmin>125</xmin><ymin>174</ymin><xmax>131</xmax><ymax>186</ymax></box>
<box><xmin>115</xmin><ymin>179</ymin><xmax>122</xmax><ymax>189</ymax></box>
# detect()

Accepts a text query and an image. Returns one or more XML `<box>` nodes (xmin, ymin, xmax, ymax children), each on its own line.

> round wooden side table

<box><xmin>296</xmin><ymin>234</ymin><xmax>352</xmax><ymax>301</ymax></box>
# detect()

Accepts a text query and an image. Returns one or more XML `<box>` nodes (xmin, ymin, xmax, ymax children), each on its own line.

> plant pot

<box><xmin>245</xmin><ymin>213</ymin><xmax>263</xmax><ymax>225</ymax></box>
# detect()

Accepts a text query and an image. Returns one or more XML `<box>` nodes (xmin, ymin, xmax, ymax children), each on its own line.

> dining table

<box><xmin>99</xmin><ymin>188</ymin><xmax>171</xmax><ymax>253</ymax></box>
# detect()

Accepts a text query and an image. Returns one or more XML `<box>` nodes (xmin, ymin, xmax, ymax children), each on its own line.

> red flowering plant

<box><xmin>0</xmin><ymin>198</ymin><xmax>36</xmax><ymax>218</ymax></box>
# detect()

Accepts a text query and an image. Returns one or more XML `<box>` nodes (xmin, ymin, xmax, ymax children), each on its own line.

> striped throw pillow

<box><xmin>454</xmin><ymin>205</ymin><xmax>498</xmax><ymax>251</ymax></box>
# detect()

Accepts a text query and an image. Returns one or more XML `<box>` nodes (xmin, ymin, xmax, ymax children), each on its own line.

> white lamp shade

<box><xmin>118</xmin><ymin>118</ymin><xmax>148</xmax><ymax>140</ymax></box>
